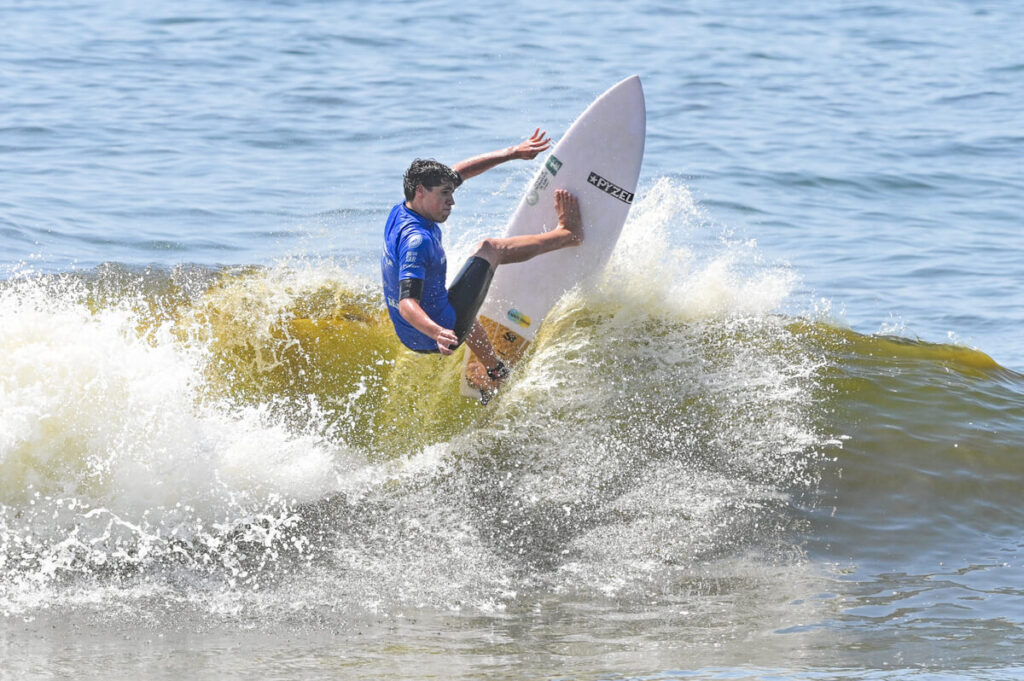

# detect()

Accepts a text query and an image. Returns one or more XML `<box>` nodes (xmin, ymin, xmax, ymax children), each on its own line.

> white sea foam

<box><xmin>604</xmin><ymin>177</ymin><xmax>798</xmax><ymax>321</ymax></box>
<box><xmin>0</xmin><ymin>275</ymin><xmax>342</xmax><ymax>516</ymax></box>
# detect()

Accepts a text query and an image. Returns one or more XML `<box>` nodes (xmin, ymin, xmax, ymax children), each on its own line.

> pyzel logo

<box><xmin>587</xmin><ymin>172</ymin><xmax>634</xmax><ymax>204</ymax></box>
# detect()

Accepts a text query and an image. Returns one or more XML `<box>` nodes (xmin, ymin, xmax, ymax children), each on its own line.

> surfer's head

<box><xmin>403</xmin><ymin>159</ymin><xmax>463</xmax><ymax>202</ymax></box>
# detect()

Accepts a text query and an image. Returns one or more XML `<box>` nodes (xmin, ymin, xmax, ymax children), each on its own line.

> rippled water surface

<box><xmin>2</xmin><ymin>1</ymin><xmax>1023</xmax><ymax>679</ymax></box>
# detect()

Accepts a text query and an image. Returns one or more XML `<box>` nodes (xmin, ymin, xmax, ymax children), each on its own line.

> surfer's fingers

<box><xmin>527</xmin><ymin>128</ymin><xmax>549</xmax><ymax>145</ymax></box>
<box><xmin>555</xmin><ymin>188</ymin><xmax>578</xmax><ymax>205</ymax></box>
<box><xmin>517</xmin><ymin>133</ymin><xmax>550</xmax><ymax>160</ymax></box>
<box><xmin>435</xmin><ymin>328</ymin><xmax>458</xmax><ymax>355</ymax></box>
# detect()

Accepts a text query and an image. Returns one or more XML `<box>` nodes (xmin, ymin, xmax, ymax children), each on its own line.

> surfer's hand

<box><xmin>513</xmin><ymin>128</ymin><xmax>551</xmax><ymax>160</ymax></box>
<box><xmin>435</xmin><ymin>328</ymin><xmax>459</xmax><ymax>355</ymax></box>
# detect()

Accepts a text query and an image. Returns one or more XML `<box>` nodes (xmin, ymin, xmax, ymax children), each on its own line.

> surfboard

<box><xmin>462</xmin><ymin>75</ymin><xmax>646</xmax><ymax>400</ymax></box>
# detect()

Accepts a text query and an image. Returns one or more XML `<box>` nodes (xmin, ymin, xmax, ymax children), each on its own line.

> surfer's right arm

<box><xmin>452</xmin><ymin>129</ymin><xmax>551</xmax><ymax>181</ymax></box>
<box><xmin>397</xmin><ymin>280</ymin><xmax>459</xmax><ymax>355</ymax></box>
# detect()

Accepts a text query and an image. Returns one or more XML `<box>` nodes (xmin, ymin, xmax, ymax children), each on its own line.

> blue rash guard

<box><xmin>381</xmin><ymin>202</ymin><xmax>456</xmax><ymax>351</ymax></box>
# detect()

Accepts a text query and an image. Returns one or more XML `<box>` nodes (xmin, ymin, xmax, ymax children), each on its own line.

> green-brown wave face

<box><xmin>2</xmin><ymin>255</ymin><xmax>1020</xmax><ymax>618</ymax></box>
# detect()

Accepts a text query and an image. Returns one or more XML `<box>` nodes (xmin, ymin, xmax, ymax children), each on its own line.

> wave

<box><xmin>1</xmin><ymin>179</ymin><xmax>1018</xmax><ymax>622</ymax></box>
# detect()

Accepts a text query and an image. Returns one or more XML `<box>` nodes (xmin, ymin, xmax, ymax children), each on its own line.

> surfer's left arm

<box><xmin>397</xmin><ymin>293</ymin><xmax>459</xmax><ymax>356</ymax></box>
<box><xmin>452</xmin><ymin>129</ymin><xmax>551</xmax><ymax>181</ymax></box>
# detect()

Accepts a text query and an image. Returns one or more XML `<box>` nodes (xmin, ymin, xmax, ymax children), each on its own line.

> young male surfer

<box><xmin>381</xmin><ymin>129</ymin><xmax>583</xmax><ymax>393</ymax></box>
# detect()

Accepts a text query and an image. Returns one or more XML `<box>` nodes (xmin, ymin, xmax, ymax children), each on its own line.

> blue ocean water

<box><xmin>2</xmin><ymin>2</ymin><xmax>1023</xmax><ymax>680</ymax></box>
<box><xmin>4</xmin><ymin>0</ymin><xmax>1021</xmax><ymax>367</ymax></box>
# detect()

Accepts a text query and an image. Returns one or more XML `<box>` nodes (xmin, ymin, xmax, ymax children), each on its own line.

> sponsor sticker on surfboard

<box><xmin>507</xmin><ymin>308</ymin><xmax>531</xmax><ymax>328</ymax></box>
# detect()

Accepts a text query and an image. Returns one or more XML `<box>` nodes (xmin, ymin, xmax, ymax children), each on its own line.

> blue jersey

<box><xmin>381</xmin><ymin>202</ymin><xmax>456</xmax><ymax>351</ymax></box>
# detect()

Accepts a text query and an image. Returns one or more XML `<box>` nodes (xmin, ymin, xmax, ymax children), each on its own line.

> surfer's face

<box><xmin>414</xmin><ymin>183</ymin><xmax>456</xmax><ymax>223</ymax></box>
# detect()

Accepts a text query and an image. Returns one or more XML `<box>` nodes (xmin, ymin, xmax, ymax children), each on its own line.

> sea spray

<box><xmin>0</xmin><ymin>272</ymin><xmax>343</xmax><ymax>511</ymax></box>
<box><xmin>0</xmin><ymin>270</ymin><xmax>352</xmax><ymax>615</ymax></box>
<box><xmin>1</xmin><ymin>179</ymin><xmax>837</xmax><ymax>620</ymax></box>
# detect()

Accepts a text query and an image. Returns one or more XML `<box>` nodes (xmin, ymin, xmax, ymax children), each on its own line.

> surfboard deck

<box><xmin>462</xmin><ymin>75</ymin><xmax>646</xmax><ymax>401</ymax></box>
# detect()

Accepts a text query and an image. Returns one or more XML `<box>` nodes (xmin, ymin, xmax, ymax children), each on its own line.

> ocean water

<box><xmin>2</xmin><ymin>1</ymin><xmax>1023</xmax><ymax>680</ymax></box>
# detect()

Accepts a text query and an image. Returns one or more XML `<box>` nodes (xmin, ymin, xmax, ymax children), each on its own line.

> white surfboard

<box><xmin>462</xmin><ymin>75</ymin><xmax>646</xmax><ymax>399</ymax></box>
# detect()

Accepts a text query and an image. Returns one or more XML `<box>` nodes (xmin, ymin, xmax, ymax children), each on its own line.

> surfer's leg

<box><xmin>448</xmin><ymin>256</ymin><xmax>495</xmax><ymax>344</ymax></box>
<box><xmin>473</xmin><ymin>189</ymin><xmax>583</xmax><ymax>267</ymax></box>
<box><xmin>463</xmin><ymin>320</ymin><xmax>502</xmax><ymax>375</ymax></box>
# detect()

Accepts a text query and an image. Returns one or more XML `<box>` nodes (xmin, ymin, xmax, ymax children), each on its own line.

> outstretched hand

<box><xmin>512</xmin><ymin>128</ymin><xmax>551</xmax><ymax>160</ymax></box>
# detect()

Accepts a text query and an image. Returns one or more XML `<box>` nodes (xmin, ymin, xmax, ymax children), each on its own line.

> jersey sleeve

<box><xmin>397</xmin><ymin>231</ymin><xmax>429</xmax><ymax>281</ymax></box>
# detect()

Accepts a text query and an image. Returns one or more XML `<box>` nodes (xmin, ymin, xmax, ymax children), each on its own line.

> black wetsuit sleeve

<box><xmin>399</xmin><ymin>278</ymin><xmax>423</xmax><ymax>301</ymax></box>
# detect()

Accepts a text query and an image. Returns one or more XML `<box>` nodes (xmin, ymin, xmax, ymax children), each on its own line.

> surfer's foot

<box><xmin>466</xmin><ymin>356</ymin><xmax>505</xmax><ymax>401</ymax></box>
<box><xmin>554</xmin><ymin>189</ymin><xmax>583</xmax><ymax>246</ymax></box>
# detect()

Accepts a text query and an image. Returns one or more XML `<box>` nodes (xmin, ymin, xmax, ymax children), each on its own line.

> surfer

<box><xmin>381</xmin><ymin>129</ymin><xmax>583</xmax><ymax>389</ymax></box>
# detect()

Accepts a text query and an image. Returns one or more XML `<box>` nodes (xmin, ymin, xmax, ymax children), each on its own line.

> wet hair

<box><xmin>403</xmin><ymin>159</ymin><xmax>463</xmax><ymax>202</ymax></box>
